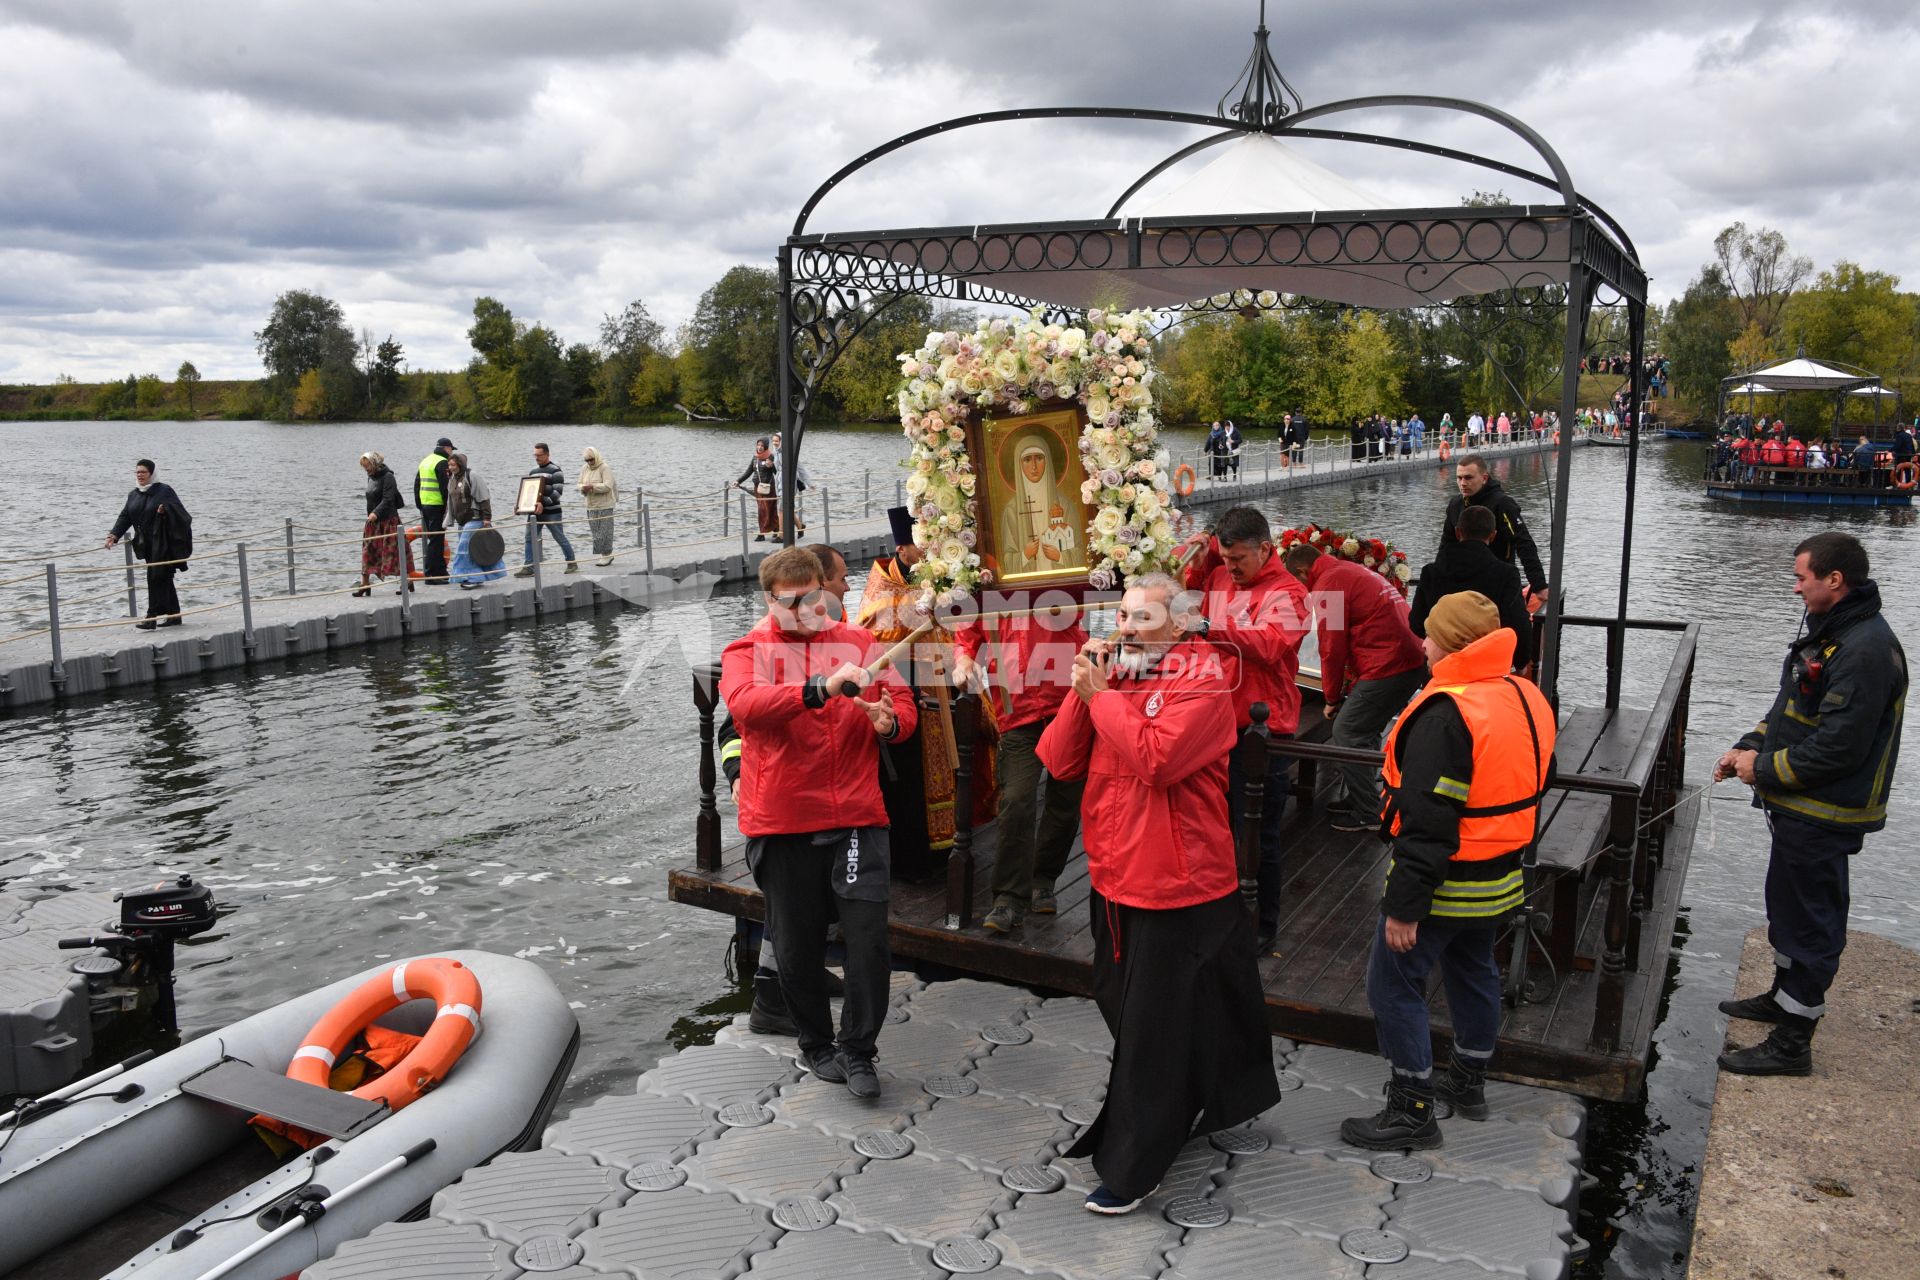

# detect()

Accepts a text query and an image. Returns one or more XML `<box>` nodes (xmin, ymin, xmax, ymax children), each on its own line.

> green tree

<box><xmin>514</xmin><ymin>325</ymin><xmax>572</xmax><ymax>419</ymax></box>
<box><xmin>134</xmin><ymin>374</ymin><xmax>167</xmax><ymax>412</ymax></box>
<box><xmin>1714</xmin><ymin>223</ymin><xmax>1812</xmax><ymax>339</ymax></box>
<box><xmin>175</xmin><ymin>360</ymin><xmax>201</xmax><ymax>413</ymax></box>
<box><xmin>1336</xmin><ymin>312</ymin><xmax>1406</xmax><ymax>417</ymax></box>
<box><xmin>629</xmin><ymin>350</ymin><xmax>680</xmax><ymax>410</ymax></box>
<box><xmin>595</xmin><ymin>299</ymin><xmax>666</xmax><ymax>416</ymax></box>
<box><xmin>681</xmin><ymin>265</ymin><xmax>779</xmax><ymax>419</ymax></box>
<box><xmin>821</xmin><ymin>295</ymin><xmax>936</xmax><ymax>420</ymax></box>
<box><xmin>1778</xmin><ymin>262</ymin><xmax>1918</xmax><ymax>378</ymax></box>
<box><xmin>467</xmin><ymin>297</ymin><xmax>517</xmax><ymax>364</ymax></box>
<box><xmin>370</xmin><ymin>337</ymin><xmax>404</xmax><ymax>407</ymax></box>
<box><xmin>255</xmin><ymin>289</ymin><xmax>355</xmax><ymax>388</ymax></box>
<box><xmin>564</xmin><ymin>342</ymin><xmax>599</xmax><ymax>409</ymax></box>
<box><xmin>1661</xmin><ymin>265</ymin><xmax>1741</xmax><ymax>413</ymax></box>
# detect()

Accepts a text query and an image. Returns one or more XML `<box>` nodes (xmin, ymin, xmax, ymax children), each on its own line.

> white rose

<box><xmin>1081</xmin><ymin>479</ymin><xmax>1099</xmax><ymax>503</ymax></box>
<box><xmin>1092</xmin><ymin>507</ymin><xmax>1125</xmax><ymax>536</ymax></box>
<box><xmin>940</xmin><ymin>539</ymin><xmax>967</xmax><ymax>564</ymax></box>
<box><xmin>944</xmin><ymin>512</ymin><xmax>964</xmax><ymax>531</ymax></box>
<box><xmin>1122</xmin><ymin>549</ymin><xmax>1144</xmax><ymax>571</ymax></box>
<box><xmin>1097</xmin><ymin>444</ymin><xmax>1128</xmax><ymax>470</ymax></box>
<box><xmin>1395</xmin><ymin>562</ymin><xmax>1413</xmax><ymax>583</ymax></box>
<box><xmin>905</xmin><ymin>473</ymin><xmax>929</xmax><ymax>496</ymax></box>
<box><xmin>935</xmin><ymin>487</ymin><xmax>962</xmax><ymax>513</ymax></box>
<box><xmin>1341</xmin><ymin>538</ymin><xmax>1360</xmax><ymax>557</ymax></box>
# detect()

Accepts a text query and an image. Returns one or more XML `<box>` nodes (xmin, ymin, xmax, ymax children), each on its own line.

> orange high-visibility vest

<box><xmin>1382</xmin><ymin>629</ymin><xmax>1555</xmax><ymax>862</ymax></box>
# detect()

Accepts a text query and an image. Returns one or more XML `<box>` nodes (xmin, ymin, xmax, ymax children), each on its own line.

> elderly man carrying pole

<box><xmin>1038</xmin><ymin>573</ymin><xmax>1279</xmax><ymax>1214</ymax></box>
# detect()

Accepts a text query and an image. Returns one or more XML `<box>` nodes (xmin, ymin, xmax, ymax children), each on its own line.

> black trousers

<box><xmin>145</xmin><ymin>564</ymin><xmax>180</xmax><ymax>618</ymax></box>
<box><xmin>751</xmin><ymin>837</ymin><xmax>890</xmax><ymax>1057</ymax></box>
<box><xmin>1764</xmin><ymin>811</ymin><xmax>1861</xmax><ymax>1018</ymax></box>
<box><xmin>420</xmin><ymin>506</ymin><xmax>447</xmax><ymax>581</ymax></box>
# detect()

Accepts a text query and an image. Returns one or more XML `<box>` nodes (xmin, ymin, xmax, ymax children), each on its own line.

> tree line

<box><xmin>7</xmin><ymin>216</ymin><xmax>1912</xmax><ymax>428</ymax></box>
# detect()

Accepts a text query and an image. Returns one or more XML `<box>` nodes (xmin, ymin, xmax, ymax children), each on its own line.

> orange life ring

<box><xmin>1552</xmin><ymin>430</ymin><xmax>1561</xmax><ymax>444</ymax></box>
<box><xmin>287</xmin><ymin>957</ymin><xmax>482</xmax><ymax>1113</ymax></box>
<box><xmin>1173</xmin><ymin>463</ymin><xmax>1196</xmax><ymax>496</ymax></box>
<box><xmin>405</xmin><ymin>526</ymin><xmax>425</xmax><ymax>580</ymax></box>
<box><xmin>1437</xmin><ymin>441</ymin><xmax>1452</xmax><ymax>461</ymax></box>
<box><xmin>1894</xmin><ymin>462</ymin><xmax>1919</xmax><ymax>491</ymax></box>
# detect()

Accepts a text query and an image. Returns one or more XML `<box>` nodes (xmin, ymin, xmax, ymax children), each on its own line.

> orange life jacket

<box><xmin>1381</xmin><ymin>629</ymin><xmax>1556</xmax><ymax>863</ymax></box>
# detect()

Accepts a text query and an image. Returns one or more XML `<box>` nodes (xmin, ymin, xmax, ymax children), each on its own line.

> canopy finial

<box><xmin>1217</xmin><ymin>2</ymin><xmax>1303</xmax><ymax>127</ymax></box>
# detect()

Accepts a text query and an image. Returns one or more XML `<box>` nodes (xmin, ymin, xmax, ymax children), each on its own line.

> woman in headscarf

<box><xmin>996</xmin><ymin>437</ymin><xmax>1078</xmax><ymax>576</ymax></box>
<box><xmin>736</xmin><ymin>438</ymin><xmax>779</xmax><ymax>542</ymax></box>
<box><xmin>446</xmin><ymin>452</ymin><xmax>506</xmax><ymax>587</ymax></box>
<box><xmin>579</xmin><ymin>446</ymin><xmax>619</xmax><ymax>566</ymax></box>
<box><xmin>354</xmin><ymin>451</ymin><xmax>409</xmax><ymax>596</ymax></box>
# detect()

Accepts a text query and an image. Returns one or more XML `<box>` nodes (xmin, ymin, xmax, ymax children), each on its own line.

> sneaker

<box><xmin>799</xmin><ymin>1046</ymin><xmax>847</xmax><ymax>1083</ymax></box>
<box><xmin>1717</xmin><ymin>990</ymin><xmax>1785</xmax><ymax>1024</ymax></box>
<box><xmin>1718</xmin><ymin>1017</ymin><xmax>1815</xmax><ymax>1077</ymax></box>
<box><xmin>841</xmin><ymin>1051</ymin><xmax>880</xmax><ymax>1099</ymax></box>
<box><xmin>982</xmin><ymin>904</ymin><xmax>1022</xmax><ymax>934</ymax></box>
<box><xmin>1084</xmin><ymin>1184</ymin><xmax>1150</xmax><ymax>1215</ymax></box>
<box><xmin>1328</xmin><ymin>809</ymin><xmax>1375</xmax><ymax>833</ymax></box>
<box><xmin>513</xmin><ymin>566</ymin><xmax>535</xmax><ymax>578</ymax></box>
<box><xmin>1030</xmin><ymin>884</ymin><xmax>1058</xmax><ymax>915</ymax></box>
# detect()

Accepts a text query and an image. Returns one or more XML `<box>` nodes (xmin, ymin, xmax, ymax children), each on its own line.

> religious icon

<box><xmin>512</xmin><ymin>476</ymin><xmax>546</xmax><ymax>516</ymax></box>
<box><xmin>969</xmin><ymin>404</ymin><xmax>1091</xmax><ymax>588</ymax></box>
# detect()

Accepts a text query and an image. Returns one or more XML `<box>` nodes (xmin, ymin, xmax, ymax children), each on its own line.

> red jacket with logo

<box><xmin>954</xmin><ymin>611</ymin><xmax>1087</xmax><ymax>733</ymax></box>
<box><xmin>1184</xmin><ymin>544</ymin><xmax>1311</xmax><ymax>732</ymax></box>
<box><xmin>719</xmin><ymin>616</ymin><xmax>919</xmax><ymax>838</ymax></box>
<box><xmin>1306</xmin><ymin>555</ymin><xmax>1425</xmax><ymax>696</ymax></box>
<box><xmin>1036</xmin><ymin>637</ymin><xmax>1240</xmax><ymax>909</ymax></box>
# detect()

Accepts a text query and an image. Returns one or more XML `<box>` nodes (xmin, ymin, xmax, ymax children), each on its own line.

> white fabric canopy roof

<box><xmin>1849</xmin><ymin>385</ymin><xmax>1898</xmax><ymax>397</ymax></box>
<box><xmin>1739</xmin><ymin>357</ymin><xmax>1878</xmax><ymax>392</ymax></box>
<box><xmin>1727</xmin><ymin>381</ymin><xmax>1775</xmax><ymax>394</ymax></box>
<box><xmin>1125</xmin><ymin>133</ymin><xmax>1388</xmax><ymax>218</ymax></box>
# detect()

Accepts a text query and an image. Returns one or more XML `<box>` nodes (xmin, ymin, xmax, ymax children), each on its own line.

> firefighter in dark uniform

<box><xmin>1715</xmin><ymin>531</ymin><xmax>1906</xmax><ymax>1075</ymax></box>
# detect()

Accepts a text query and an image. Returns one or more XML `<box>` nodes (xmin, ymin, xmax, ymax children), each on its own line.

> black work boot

<box><xmin>1718</xmin><ymin>968</ymin><xmax>1789</xmax><ymax>1024</ymax></box>
<box><xmin>1718</xmin><ymin>1012</ymin><xmax>1815</xmax><ymax>1076</ymax></box>
<box><xmin>1433</xmin><ymin>1055</ymin><xmax>1490</xmax><ymax>1121</ymax></box>
<box><xmin>748</xmin><ymin>970</ymin><xmax>797</xmax><ymax>1037</ymax></box>
<box><xmin>1340</xmin><ymin>1076</ymin><xmax>1443</xmax><ymax>1150</ymax></box>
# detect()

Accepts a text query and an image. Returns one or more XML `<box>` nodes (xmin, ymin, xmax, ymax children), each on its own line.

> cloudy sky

<box><xmin>2</xmin><ymin>0</ymin><xmax>1915</xmax><ymax>382</ymax></box>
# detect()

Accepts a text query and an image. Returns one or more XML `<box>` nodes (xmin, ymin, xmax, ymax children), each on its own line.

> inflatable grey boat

<box><xmin>0</xmin><ymin>949</ymin><xmax>578</xmax><ymax>1279</ymax></box>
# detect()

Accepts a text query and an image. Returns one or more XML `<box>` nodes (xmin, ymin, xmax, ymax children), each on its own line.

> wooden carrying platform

<box><xmin>671</xmin><ymin>618</ymin><xmax>1699</xmax><ymax>1103</ymax></box>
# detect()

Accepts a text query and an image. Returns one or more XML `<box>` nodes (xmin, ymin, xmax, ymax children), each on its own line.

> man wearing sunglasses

<box><xmin>721</xmin><ymin>546</ymin><xmax>917</xmax><ymax>1099</ymax></box>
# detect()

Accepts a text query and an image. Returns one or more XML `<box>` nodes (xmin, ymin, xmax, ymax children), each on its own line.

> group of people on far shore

<box><xmin>102</xmin><ymin>441</ymin><xmax>623</xmax><ymax>626</ymax></box>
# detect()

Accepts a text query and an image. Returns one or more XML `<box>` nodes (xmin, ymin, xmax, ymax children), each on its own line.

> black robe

<box><xmin>1067</xmin><ymin>888</ymin><xmax>1280</xmax><ymax>1199</ymax></box>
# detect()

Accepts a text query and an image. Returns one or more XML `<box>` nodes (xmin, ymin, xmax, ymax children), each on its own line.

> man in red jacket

<box><xmin>719</xmin><ymin>546</ymin><xmax>919</xmax><ymax>1099</ymax></box>
<box><xmin>954</xmin><ymin>604</ymin><xmax>1087</xmax><ymax>932</ymax></box>
<box><xmin>1282</xmin><ymin>543</ymin><xmax>1427</xmax><ymax>831</ymax></box>
<box><xmin>1180</xmin><ymin>507</ymin><xmax>1311</xmax><ymax>953</ymax></box>
<box><xmin>1038</xmin><ymin>573</ymin><xmax>1279</xmax><ymax>1214</ymax></box>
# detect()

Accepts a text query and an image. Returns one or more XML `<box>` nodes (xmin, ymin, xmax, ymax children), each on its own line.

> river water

<box><xmin>2</xmin><ymin>421</ymin><xmax>1915</xmax><ymax>1278</ymax></box>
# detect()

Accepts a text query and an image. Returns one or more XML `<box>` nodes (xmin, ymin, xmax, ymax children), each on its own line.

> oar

<box><xmin>188</xmin><ymin>1140</ymin><xmax>437</xmax><ymax>1280</ymax></box>
<box><xmin>0</xmin><ymin>1049</ymin><xmax>155</xmax><ymax>1127</ymax></box>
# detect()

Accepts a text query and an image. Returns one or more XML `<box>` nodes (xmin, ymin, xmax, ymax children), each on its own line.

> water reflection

<box><xmin>2</xmin><ymin>440</ymin><xmax>1913</xmax><ymax>1280</ymax></box>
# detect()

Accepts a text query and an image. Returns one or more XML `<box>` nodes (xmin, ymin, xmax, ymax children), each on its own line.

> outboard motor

<box><xmin>60</xmin><ymin>874</ymin><xmax>217</xmax><ymax>1032</ymax></box>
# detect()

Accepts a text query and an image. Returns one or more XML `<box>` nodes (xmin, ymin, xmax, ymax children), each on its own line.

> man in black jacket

<box><xmin>513</xmin><ymin>442</ymin><xmax>578</xmax><ymax>576</ymax></box>
<box><xmin>1714</xmin><ymin>531</ymin><xmax>1906</xmax><ymax>1076</ymax></box>
<box><xmin>105</xmin><ymin>458</ymin><xmax>191</xmax><ymax>629</ymax></box>
<box><xmin>1440</xmin><ymin>455</ymin><xmax>1548</xmax><ymax>603</ymax></box>
<box><xmin>1410</xmin><ymin>506</ymin><xmax>1533</xmax><ymax>668</ymax></box>
<box><xmin>1288</xmin><ymin>411</ymin><xmax>1310</xmax><ymax>465</ymax></box>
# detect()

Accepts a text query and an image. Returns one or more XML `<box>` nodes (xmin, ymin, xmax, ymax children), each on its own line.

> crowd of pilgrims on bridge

<box><xmin>716</xmin><ymin>464</ymin><xmax>1557</xmax><ymax>1214</ymax></box>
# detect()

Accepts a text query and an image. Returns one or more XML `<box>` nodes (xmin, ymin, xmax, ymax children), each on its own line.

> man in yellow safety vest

<box><xmin>415</xmin><ymin>436</ymin><xmax>454</xmax><ymax>584</ymax></box>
